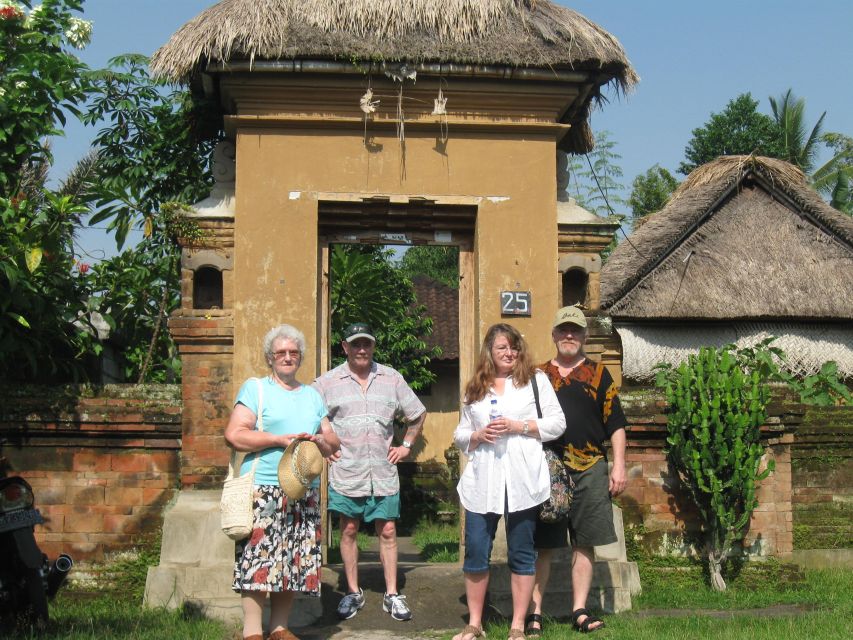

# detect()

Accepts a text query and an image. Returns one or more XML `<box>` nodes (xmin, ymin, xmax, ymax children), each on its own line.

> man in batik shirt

<box><xmin>526</xmin><ymin>306</ymin><xmax>627</xmax><ymax>635</ymax></box>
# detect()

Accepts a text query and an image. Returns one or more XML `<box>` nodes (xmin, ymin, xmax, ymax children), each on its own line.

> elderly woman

<box><xmin>452</xmin><ymin>323</ymin><xmax>566</xmax><ymax>640</ymax></box>
<box><xmin>225</xmin><ymin>324</ymin><xmax>340</xmax><ymax>640</ymax></box>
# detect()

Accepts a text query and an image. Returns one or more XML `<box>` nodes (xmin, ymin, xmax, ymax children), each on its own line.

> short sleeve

<box><xmin>598</xmin><ymin>368</ymin><xmax>628</xmax><ymax>437</ymax></box>
<box><xmin>235</xmin><ymin>378</ymin><xmax>260</xmax><ymax>416</ymax></box>
<box><xmin>395</xmin><ymin>372</ymin><xmax>426</xmax><ymax>421</ymax></box>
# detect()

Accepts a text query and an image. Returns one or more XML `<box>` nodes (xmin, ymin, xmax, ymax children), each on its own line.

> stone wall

<box><xmin>791</xmin><ymin>405</ymin><xmax>853</xmax><ymax>550</ymax></box>
<box><xmin>0</xmin><ymin>385</ymin><xmax>181</xmax><ymax>562</ymax></box>
<box><xmin>616</xmin><ymin>388</ymin><xmax>800</xmax><ymax>558</ymax></box>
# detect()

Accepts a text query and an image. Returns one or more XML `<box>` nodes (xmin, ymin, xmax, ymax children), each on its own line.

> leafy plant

<box><xmin>329</xmin><ymin>244</ymin><xmax>440</xmax><ymax>390</ymax></box>
<box><xmin>655</xmin><ymin>344</ymin><xmax>775</xmax><ymax>591</ymax></box>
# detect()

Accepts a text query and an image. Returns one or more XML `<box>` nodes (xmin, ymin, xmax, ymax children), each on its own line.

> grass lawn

<box><xmin>446</xmin><ymin>563</ymin><xmax>853</xmax><ymax>640</ymax></box>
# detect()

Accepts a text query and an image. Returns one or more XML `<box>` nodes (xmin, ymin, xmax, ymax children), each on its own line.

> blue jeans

<box><xmin>462</xmin><ymin>506</ymin><xmax>538</xmax><ymax>575</ymax></box>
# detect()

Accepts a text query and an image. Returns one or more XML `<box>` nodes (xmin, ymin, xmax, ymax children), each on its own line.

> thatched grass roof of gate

<box><xmin>151</xmin><ymin>0</ymin><xmax>637</xmax><ymax>88</ymax></box>
<box><xmin>600</xmin><ymin>155</ymin><xmax>853</xmax><ymax>320</ymax></box>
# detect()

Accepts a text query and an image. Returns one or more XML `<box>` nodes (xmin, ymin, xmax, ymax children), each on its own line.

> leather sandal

<box><xmin>525</xmin><ymin>612</ymin><xmax>543</xmax><ymax>636</ymax></box>
<box><xmin>454</xmin><ymin>624</ymin><xmax>486</xmax><ymax>640</ymax></box>
<box><xmin>267</xmin><ymin>630</ymin><xmax>299</xmax><ymax>640</ymax></box>
<box><xmin>571</xmin><ymin>607</ymin><xmax>605</xmax><ymax>633</ymax></box>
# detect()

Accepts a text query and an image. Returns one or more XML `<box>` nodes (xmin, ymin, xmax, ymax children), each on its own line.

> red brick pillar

<box><xmin>170</xmin><ymin>313</ymin><xmax>233</xmax><ymax>488</ymax></box>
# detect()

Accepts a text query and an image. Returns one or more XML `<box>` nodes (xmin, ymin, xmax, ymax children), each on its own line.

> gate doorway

<box><xmin>316</xmin><ymin>199</ymin><xmax>475</xmax><ymax>544</ymax></box>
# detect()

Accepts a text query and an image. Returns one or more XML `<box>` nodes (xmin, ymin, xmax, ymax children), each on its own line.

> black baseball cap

<box><xmin>343</xmin><ymin>322</ymin><xmax>375</xmax><ymax>343</ymax></box>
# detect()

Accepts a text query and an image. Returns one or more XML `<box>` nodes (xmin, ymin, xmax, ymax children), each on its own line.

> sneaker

<box><xmin>383</xmin><ymin>592</ymin><xmax>412</xmax><ymax>621</ymax></box>
<box><xmin>337</xmin><ymin>588</ymin><xmax>365</xmax><ymax>620</ymax></box>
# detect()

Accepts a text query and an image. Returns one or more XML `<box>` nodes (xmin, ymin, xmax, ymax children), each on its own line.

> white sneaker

<box><xmin>382</xmin><ymin>592</ymin><xmax>412</xmax><ymax>621</ymax></box>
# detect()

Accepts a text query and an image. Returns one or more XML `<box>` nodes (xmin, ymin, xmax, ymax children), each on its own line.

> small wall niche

<box><xmin>193</xmin><ymin>266</ymin><xmax>223</xmax><ymax>309</ymax></box>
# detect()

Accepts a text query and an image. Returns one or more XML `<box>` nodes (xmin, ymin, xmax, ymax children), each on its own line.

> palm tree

<box><xmin>769</xmin><ymin>89</ymin><xmax>825</xmax><ymax>173</ymax></box>
<box><xmin>770</xmin><ymin>90</ymin><xmax>853</xmax><ymax>214</ymax></box>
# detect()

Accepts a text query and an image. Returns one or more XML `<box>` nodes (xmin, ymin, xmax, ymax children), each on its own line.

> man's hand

<box><xmin>609</xmin><ymin>462</ymin><xmax>627</xmax><ymax>497</ymax></box>
<box><xmin>387</xmin><ymin>445</ymin><xmax>411</xmax><ymax>465</ymax></box>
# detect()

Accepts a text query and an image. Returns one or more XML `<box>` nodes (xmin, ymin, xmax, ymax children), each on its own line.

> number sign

<box><xmin>501</xmin><ymin>291</ymin><xmax>531</xmax><ymax>316</ymax></box>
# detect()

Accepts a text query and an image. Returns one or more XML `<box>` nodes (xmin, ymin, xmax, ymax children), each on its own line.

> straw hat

<box><xmin>278</xmin><ymin>439</ymin><xmax>323</xmax><ymax>500</ymax></box>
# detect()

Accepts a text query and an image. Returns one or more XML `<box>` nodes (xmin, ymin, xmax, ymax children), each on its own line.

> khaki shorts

<box><xmin>534</xmin><ymin>458</ymin><xmax>617</xmax><ymax>549</ymax></box>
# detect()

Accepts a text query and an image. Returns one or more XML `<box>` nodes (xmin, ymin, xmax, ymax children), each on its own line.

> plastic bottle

<box><xmin>488</xmin><ymin>398</ymin><xmax>505</xmax><ymax>455</ymax></box>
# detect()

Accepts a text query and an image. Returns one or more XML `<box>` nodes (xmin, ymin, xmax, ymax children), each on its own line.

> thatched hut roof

<box><xmin>151</xmin><ymin>0</ymin><xmax>637</xmax><ymax>92</ymax></box>
<box><xmin>600</xmin><ymin>155</ymin><xmax>853</xmax><ymax>321</ymax></box>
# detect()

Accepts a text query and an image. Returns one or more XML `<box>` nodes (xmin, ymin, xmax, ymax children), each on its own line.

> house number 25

<box><xmin>501</xmin><ymin>291</ymin><xmax>532</xmax><ymax>316</ymax></box>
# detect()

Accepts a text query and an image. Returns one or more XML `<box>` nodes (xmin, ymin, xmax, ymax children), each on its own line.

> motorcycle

<box><xmin>0</xmin><ymin>476</ymin><xmax>72</xmax><ymax>626</ymax></box>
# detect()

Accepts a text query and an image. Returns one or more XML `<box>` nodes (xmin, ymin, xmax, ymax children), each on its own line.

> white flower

<box><xmin>15</xmin><ymin>80</ymin><xmax>26</xmax><ymax>90</ymax></box>
<box><xmin>0</xmin><ymin>87</ymin><xmax>6</xmax><ymax>99</ymax></box>
<box><xmin>65</xmin><ymin>16</ymin><xmax>92</xmax><ymax>49</ymax></box>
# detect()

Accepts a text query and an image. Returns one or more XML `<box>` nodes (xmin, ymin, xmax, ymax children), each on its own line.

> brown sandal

<box><xmin>454</xmin><ymin>624</ymin><xmax>486</xmax><ymax>640</ymax></box>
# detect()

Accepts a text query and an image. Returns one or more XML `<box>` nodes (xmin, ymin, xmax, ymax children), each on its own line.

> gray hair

<box><xmin>263</xmin><ymin>324</ymin><xmax>307</xmax><ymax>363</ymax></box>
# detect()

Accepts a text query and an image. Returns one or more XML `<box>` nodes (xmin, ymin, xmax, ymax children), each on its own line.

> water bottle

<box><xmin>488</xmin><ymin>398</ymin><xmax>505</xmax><ymax>455</ymax></box>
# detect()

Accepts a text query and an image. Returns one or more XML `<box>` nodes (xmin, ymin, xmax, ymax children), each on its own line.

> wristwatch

<box><xmin>401</xmin><ymin>440</ymin><xmax>412</xmax><ymax>449</ymax></box>
<box><xmin>522</xmin><ymin>421</ymin><xmax>530</xmax><ymax>435</ymax></box>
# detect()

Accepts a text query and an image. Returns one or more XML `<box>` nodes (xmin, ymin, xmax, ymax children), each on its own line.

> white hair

<box><xmin>263</xmin><ymin>324</ymin><xmax>307</xmax><ymax>362</ymax></box>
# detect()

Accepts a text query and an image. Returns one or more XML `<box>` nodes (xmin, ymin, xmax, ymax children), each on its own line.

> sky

<box><xmin>50</xmin><ymin>0</ymin><xmax>853</xmax><ymax>261</ymax></box>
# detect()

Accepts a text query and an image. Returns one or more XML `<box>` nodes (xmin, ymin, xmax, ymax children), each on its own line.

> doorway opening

<box><xmin>317</xmin><ymin>199</ymin><xmax>475</xmax><ymax>540</ymax></box>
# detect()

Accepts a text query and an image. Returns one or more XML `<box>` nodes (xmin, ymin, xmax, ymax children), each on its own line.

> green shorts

<box><xmin>328</xmin><ymin>486</ymin><xmax>401</xmax><ymax>522</ymax></box>
<box><xmin>534</xmin><ymin>458</ymin><xmax>617</xmax><ymax>549</ymax></box>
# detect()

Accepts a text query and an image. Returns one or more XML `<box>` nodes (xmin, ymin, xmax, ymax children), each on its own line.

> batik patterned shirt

<box><xmin>312</xmin><ymin>361</ymin><xmax>426</xmax><ymax>497</ymax></box>
<box><xmin>539</xmin><ymin>359</ymin><xmax>628</xmax><ymax>472</ymax></box>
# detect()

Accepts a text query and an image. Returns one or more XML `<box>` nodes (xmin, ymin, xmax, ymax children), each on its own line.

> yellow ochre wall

<box><xmin>226</xmin><ymin>75</ymin><xmax>571</xmax><ymax>462</ymax></box>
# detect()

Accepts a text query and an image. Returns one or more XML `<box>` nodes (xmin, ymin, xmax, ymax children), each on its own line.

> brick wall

<box><xmin>616</xmin><ymin>388</ymin><xmax>800</xmax><ymax>558</ymax></box>
<box><xmin>0</xmin><ymin>385</ymin><xmax>181</xmax><ymax>562</ymax></box>
<box><xmin>791</xmin><ymin>405</ymin><xmax>853</xmax><ymax>549</ymax></box>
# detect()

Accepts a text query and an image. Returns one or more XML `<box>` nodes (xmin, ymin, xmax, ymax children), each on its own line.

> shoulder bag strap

<box><xmin>531</xmin><ymin>372</ymin><xmax>543</xmax><ymax>419</ymax></box>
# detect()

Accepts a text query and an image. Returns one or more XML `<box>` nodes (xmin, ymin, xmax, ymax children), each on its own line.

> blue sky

<box><xmin>51</xmin><ymin>0</ymin><xmax>853</xmax><ymax>260</ymax></box>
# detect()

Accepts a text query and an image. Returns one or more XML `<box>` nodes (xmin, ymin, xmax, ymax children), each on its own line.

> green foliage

<box><xmin>397</xmin><ymin>245</ymin><xmax>459</xmax><ymax>289</ymax></box>
<box><xmin>628</xmin><ymin>164</ymin><xmax>680</xmax><ymax>219</ymax></box>
<box><xmin>329</xmin><ymin>244</ymin><xmax>440</xmax><ymax>390</ymax></box>
<box><xmin>794</xmin><ymin>361</ymin><xmax>852</xmax><ymax>406</ymax></box>
<box><xmin>678</xmin><ymin>93</ymin><xmax>786</xmax><ymax>175</ymax></box>
<box><xmin>0</xmin><ymin>1</ymin><xmax>99</xmax><ymax>382</ymax></box>
<box><xmin>769</xmin><ymin>89</ymin><xmax>825</xmax><ymax>173</ymax></box>
<box><xmin>655</xmin><ymin>343</ymin><xmax>775</xmax><ymax>590</ymax></box>
<box><xmin>82</xmin><ymin>53</ymin><xmax>220</xmax><ymax>249</ymax></box>
<box><xmin>734</xmin><ymin>337</ymin><xmax>851</xmax><ymax>407</ymax></box>
<box><xmin>0</xmin><ymin>0</ymin><xmax>90</xmax><ymax>195</ymax></box>
<box><xmin>815</xmin><ymin>132</ymin><xmax>853</xmax><ymax>214</ymax></box>
<box><xmin>570</xmin><ymin>130</ymin><xmax>628</xmax><ymax>216</ymax></box>
<box><xmin>411</xmin><ymin>520</ymin><xmax>459</xmax><ymax>562</ymax></box>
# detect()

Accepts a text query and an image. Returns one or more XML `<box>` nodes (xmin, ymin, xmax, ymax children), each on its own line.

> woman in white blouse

<box><xmin>452</xmin><ymin>323</ymin><xmax>566</xmax><ymax>640</ymax></box>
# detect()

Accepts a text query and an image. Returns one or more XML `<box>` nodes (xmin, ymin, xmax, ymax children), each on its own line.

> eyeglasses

<box><xmin>272</xmin><ymin>350</ymin><xmax>301</xmax><ymax>360</ymax></box>
<box><xmin>493</xmin><ymin>345</ymin><xmax>519</xmax><ymax>354</ymax></box>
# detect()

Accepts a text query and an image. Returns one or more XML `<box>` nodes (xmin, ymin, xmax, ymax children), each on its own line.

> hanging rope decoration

<box><xmin>432</xmin><ymin>84</ymin><xmax>448</xmax><ymax>144</ymax></box>
<box><xmin>359</xmin><ymin>83</ymin><xmax>379</xmax><ymax>146</ymax></box>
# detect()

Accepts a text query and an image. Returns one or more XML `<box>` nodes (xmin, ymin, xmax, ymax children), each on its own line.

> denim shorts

<box><xmin>463</xmin><ymin>506</ymin><xmax>538</xmax><ymax>575</ymax></box>
<box><xmin>328</xmin><ymin>486</ymin><xmax>400</xmax><ymax>522</ymax></box>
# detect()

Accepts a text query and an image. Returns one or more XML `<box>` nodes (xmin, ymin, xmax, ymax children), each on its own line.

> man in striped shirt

<box><xmin>312</xmin><ymin>322</ymin><xmax>426</xmax><ymax>622</ymax></box>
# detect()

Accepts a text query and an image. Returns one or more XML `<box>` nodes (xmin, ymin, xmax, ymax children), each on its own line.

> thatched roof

<box><xmin>151</xmin><ymin>0</ymin><xmax>637</xmax><ymax>88</ymax></box>
<box><xmin>600</xmin><ymin>156</ymin><xmax>853</xmax><ymax>320</ymax></box>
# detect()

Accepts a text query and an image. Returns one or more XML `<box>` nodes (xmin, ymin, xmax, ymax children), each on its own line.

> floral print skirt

<box><xmin>232</xmin><ymin>485</ymin><xmax>322</xmax><ymax>595</ymax></box>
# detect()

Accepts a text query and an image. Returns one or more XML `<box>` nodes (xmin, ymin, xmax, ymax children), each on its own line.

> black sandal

<box><xmin>524</xmin><ymin>613</ymin><xmax>543</xmax><ymax>636</ymax></box>
<box><xmin>571</xmin><ymin>608</ymin><xmax>605</xmax><ymax>633</ymax></box>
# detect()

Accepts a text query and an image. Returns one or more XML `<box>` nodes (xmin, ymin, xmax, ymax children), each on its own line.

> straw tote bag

<box><xmin>220</xmin><ymin>378</ymin><xmax>264</xmax><ymax>540</ymax></box>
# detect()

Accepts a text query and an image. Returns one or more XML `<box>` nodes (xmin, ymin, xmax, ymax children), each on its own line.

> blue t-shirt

<box><xmin>236</xmin><ymin>377</ymin><xmax>328</xmax><ymax>486</ymax></box>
